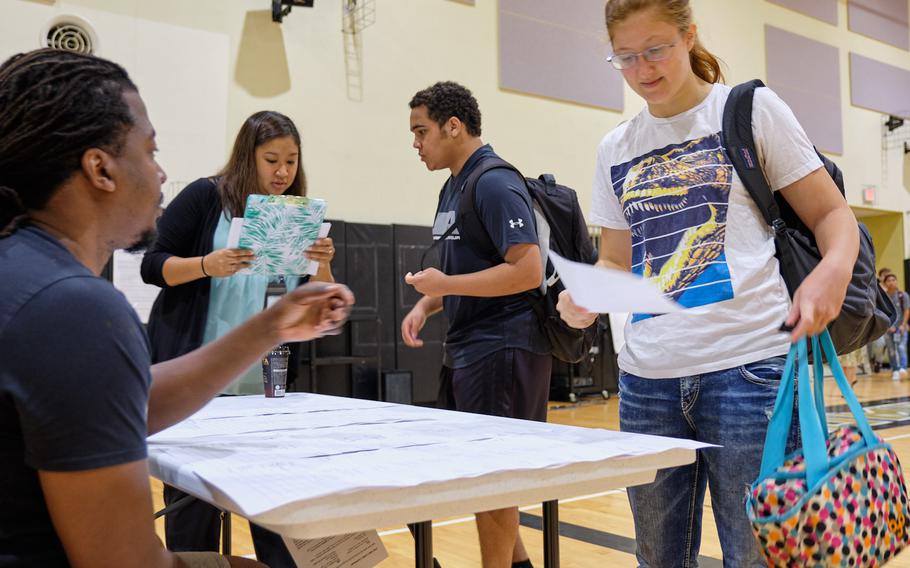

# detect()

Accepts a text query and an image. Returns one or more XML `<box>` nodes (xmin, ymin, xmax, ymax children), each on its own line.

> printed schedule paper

<box><xmin>548</xmin><ymin>251</ymin><xmax>680</xmax><ymax>315</ymax></box>
<box><xmin>282</xmin><ymin>531</ymin><xmax>388</xmax><ymax>568</ymax></box>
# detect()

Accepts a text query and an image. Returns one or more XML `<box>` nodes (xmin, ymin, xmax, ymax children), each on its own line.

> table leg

<box><xmin>221</xmin><ymin>510</ymin><xmax>232</xmax><ymax>555</ymax></box>
<box><xmin>410</xmin><ymin>521</ymin><xmax>433</xmax><ymax>568</ymax></box>
<box><xmin>543</xmin><ymin>500</ymin><xmax>559</xmax><ymax>568</ymax></box>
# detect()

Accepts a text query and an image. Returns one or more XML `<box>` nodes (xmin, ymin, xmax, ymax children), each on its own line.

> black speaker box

<box><xmin>382</xmin><ymin>370</ymin><xmax>413</xmax><ymax>405</ymax></box>
<box><xmin>352</xmin><ymin>369</ymin><xmax>413</xmax><ymax>404</ymax></box>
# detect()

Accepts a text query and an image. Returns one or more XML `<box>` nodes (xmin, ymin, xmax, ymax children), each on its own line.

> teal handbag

<box><xmin>747</xmin><ymin>330</ymin><xmax>910</xmax><ymax>566</ymax></box>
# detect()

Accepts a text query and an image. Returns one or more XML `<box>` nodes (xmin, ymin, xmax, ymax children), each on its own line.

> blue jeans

<box><xmin>886</xmin><ymin>330</ymin><xmax>908</xmax><ymax>371</ymax></box>
<box><xmin>619</xmin><ymin>356</ymin><xmax>798</xmax><ymax>568</ymax></box>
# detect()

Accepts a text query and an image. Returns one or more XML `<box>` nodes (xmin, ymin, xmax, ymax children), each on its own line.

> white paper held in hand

<box><xmin>226</xmin><ymin>217</ymin><xmax>244</xmax><ymax>248</ymax></box>
<box><xmin>305</xmin><ymin>222</ymin><xmax>332</xmax><ymax>276</ymax></box>
<box><xmin>226</xmin><ymin>217</ymin><xmax>252</xmax><ymax>275</ymax></box>
<box><xmin>547</xmin><ymin>250</ymin><xmax>680</xmax><ymax>314</ymax></box>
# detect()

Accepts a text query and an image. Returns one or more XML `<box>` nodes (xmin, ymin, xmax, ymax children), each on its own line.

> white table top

<box><xmin>148</xmin><ymin>393</ymin><xmax>707</xmax><ymax>539</ymax></box>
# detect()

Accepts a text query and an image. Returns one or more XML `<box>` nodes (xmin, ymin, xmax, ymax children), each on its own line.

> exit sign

<box><xmin>862</xmin><ymin>185</ymin><xmax>876</xmax><ymax>204</ymax></box>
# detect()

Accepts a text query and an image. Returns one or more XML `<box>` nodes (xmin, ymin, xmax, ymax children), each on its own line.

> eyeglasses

<box><xmin>607</xmin><ymin>43</ymin><xmax>676</xmax><ymax>70</ymax></box>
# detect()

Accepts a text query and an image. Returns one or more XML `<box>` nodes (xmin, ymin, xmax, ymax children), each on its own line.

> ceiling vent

<box><xmin>41</xmin><ymin>15</ymin><xmax>98</xmax><ymax>55</ymax></box>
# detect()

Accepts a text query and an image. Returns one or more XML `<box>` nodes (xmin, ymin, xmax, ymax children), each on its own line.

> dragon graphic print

<box><xmin>611</xmin><ymin>132</ymin><xmax>733</xmax><ymax>322</ymax></box>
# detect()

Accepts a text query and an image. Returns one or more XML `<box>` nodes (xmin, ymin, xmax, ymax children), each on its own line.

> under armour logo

<box><xmin>509</xmin><ymin>218</ymin><xmax>524</xmax><ymax>229</ymax></box>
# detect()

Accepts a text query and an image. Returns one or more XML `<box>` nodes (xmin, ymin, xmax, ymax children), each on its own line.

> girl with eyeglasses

<box><xmin>557</xmin><ymin>0</ymin><xmax>858</xmax><ymax>565</ymax></box>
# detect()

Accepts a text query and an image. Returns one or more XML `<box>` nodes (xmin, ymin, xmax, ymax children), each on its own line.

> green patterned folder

<box><xmin>237</xmin><ymin>194</ymin><xmax>327</xmax><ymax>275</ymax></box>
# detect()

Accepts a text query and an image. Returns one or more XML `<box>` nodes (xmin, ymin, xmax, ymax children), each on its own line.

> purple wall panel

<box><xmin>766</xmin><ymin>0</ymin><xmax>838</xmax><ymax>25</ymax></box>
<box><xmin>850</xmin><ymin>52</ymin><xmax>910</xmax><ymax>117</ymax></box>
<box><xmin>848</xmin><ymin>0</ymin><xmax>910</xmax><ymax>50</ymax></box>
<box><xmin>500</xmin><ymin>0</ymin><xmax>605</xmax><ymax>36</ymax></box>
<box><xmin>765</xmin><ymin>26</ymin><xmax>843</xmax><ymax>153</ymax></box>
<box><xmin>499</xmin><ymin>0</ymin><xmax>622</xmax><ymax>111</ymax></box>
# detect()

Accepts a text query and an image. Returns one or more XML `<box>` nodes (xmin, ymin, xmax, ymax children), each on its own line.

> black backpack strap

<box><xmin>422</xmin><ymin>157</ymin><xmax>523</xmax><ymax>269</ymax></box>
<box><xmin>723</xmin><ymin>79</ymin><xmax>807</xmax><ymax>297</ymax></box>
<box><xmin>421</xmin><ymin>181</ymin><xmax>460</xmax><ymax>263</ymax></box>
<box><xmin>434</xmin><ymin>217</ymin><xmax>459</xmax><ymax>242</ymax></box>
<box><xmin>721</xmin><ymin>79</ymin><xmax>786</xmax><ymax>233</ymax></box>
<box><xmin>458</xmin><ymin>156</ymin><xmax>523</xmax><ymax>263</ymax></box>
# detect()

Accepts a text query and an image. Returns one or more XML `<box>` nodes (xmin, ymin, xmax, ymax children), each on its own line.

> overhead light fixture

<box><xmin>886</xmin><ymin>115</ymin><xmax>904</xmax><ymax>132</ymax></box>
<box><xmin>272</xmin><ymin>0</ymin><xmax>314</xmax><ymax>23</ymax></box>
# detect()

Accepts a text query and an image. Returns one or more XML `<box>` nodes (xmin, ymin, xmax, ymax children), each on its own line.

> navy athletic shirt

<box><xmin>0</xmin><ymin>225</ymin><xmax>150</xmax><ymax>567</ymax></box>
<box><xmin>431</xmin><ymin>145</ymin><xmax>550</xmax><ymax>368</ymax></box>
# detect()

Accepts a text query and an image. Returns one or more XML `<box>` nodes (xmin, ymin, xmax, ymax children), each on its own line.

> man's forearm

<box><xmin>416</xmin><ymin>294</ymin><xmax>444</xmax><ymax>317</ymax></box>
<box><xmin>147</xmin><ymin>312</ymin><xmax>281</xmax><ymax>435</ymax></box>
<box><xmin>443</xmin><ymin>262</ymin><xmax>540</xmax><ymax>298</ymax></box>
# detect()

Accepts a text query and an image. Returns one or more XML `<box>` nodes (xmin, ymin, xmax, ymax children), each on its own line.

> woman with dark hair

<box><xmin>142</xmin><ymin>111</ymin><xmax>334</xmax><ymax>388</ymax></box>
<box><xmin>556</xmin><ymin>0</ymin><xmax>858</xmax><ymax>564</ymax></box>
<box><xmin>141</xmin><ymin>110</ymin><xmax>334</xmax><ymax>566</ymax></box>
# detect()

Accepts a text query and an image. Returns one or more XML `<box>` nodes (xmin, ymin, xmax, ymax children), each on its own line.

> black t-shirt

<box><xmin>0</xmin><ymin>226</ymin><xmax>150</xmax><ymax>567</ymax></box>
<box><xmin>432</xmin><ymin>145</ymin><xmax>550</xmax><ymax>368</ymax></box>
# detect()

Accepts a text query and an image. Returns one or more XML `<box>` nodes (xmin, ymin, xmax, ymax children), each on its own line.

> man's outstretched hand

<box><xmin>269</xmin><ymin>282</ymin><xmax>355</xmax><ymax>343</ymax></box>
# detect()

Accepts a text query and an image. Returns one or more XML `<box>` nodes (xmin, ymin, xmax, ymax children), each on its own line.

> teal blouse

<box><xmin>202</xmin><ymin>213</ymin><xmax>299</xmax><ymax>395</ymax></box>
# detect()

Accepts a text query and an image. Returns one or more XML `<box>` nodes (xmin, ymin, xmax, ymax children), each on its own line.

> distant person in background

<box><xmin>867</xmin><ymin>267</ymin><xmax>893</xmax><ymax>373</ymax></box>
<box><xmin>837</xmin><ymin>349</ymin><xmax>862</xmax><ymax>387</ymax></box>
<box><xmin>882</xmin><ymin>272</ymin><xmax>909</xmax><ymax>382</ymax></box>
<box><xmin>141</xmin><ymin>111</ymin><xmax>336</xmax><ymax>567</ymax></box>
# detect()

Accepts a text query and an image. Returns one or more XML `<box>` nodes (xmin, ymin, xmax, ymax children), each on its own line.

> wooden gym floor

<box><xmin>151</xmin><ymin>370</ymin><xmax>910</xmax><ymax>567</ymax></box>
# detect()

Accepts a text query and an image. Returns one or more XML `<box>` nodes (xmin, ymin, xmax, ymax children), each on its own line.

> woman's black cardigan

<box><xmin>141</xmin><ymin>178</ymin><xmax>223</xmax><ymax>363</ymax></box>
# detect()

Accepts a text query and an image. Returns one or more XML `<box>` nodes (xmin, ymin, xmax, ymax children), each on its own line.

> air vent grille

<box><xmin>41</xmin><ymin>16</ymin><xmax>98</xmax><ymax>55</ymax></box>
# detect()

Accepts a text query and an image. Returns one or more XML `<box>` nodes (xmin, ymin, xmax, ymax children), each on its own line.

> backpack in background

<box><xmin>722</xmin><ymin>79</ymin><xmax>896</xmax><ymax>355</ymax></box>
<box><xmin>455</xmin><ymin>156</ymin><xmax>599</xmax><ymax>363</ymax></box>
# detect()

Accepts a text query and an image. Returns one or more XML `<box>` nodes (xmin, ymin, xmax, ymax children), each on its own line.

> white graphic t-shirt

<box><xmin>591</xmin><ymin>83</ymin><xmax>822</xmax><ymax>378</ymax></box>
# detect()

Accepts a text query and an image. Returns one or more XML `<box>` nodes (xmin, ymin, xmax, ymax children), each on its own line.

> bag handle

<box><xmin>796</xmin><ymin>338</ymin><xmax>830</xmax><ymax>488</ymax></box>
<box><xmin>757</xmin><ymin>343</ymin><xmax>798</xmax><ymax>481</ymax></box>
<box><xmin>817</xmin><ymin>330</ymin><xmax>877</xmax><ymax>445</ymax></box>
<box><xmin>811</xmin><ymin>335</ymin><xmax>828</xmax><ymax>436</ymax></box>
<box><xmin>757</xmin><ymin>329</ymin><xmax>877</xmax><ymax>487</ymax></box>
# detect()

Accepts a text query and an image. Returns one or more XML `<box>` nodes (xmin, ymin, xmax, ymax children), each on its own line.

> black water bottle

<box><xmin>262</xmin><ymin>344</ymin><xmax>291</xmax><ymax>398</ymax></box>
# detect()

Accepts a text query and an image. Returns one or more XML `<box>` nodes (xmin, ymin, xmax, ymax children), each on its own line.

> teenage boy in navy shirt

<box><xmin>402</xmin><ymin>81</ymin><xmax>551</xmax><ymax>568</ymax></box>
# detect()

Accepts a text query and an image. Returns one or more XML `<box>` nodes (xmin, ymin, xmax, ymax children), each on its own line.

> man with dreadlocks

<box><xmin>0</xmin><ymin>48</ymin><xmax>354</xmax><ymax>568</ymax></box>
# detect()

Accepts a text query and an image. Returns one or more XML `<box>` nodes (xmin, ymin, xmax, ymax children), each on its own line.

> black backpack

<box><xmin>722</xmin><ymin>79</ymin><xmax>896</xmax><ymax>354</ymax></box>
<box><xmin>434</xmin><ymin>156</ymin><xmax>598</xmax><ymax>363</ymax></box>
